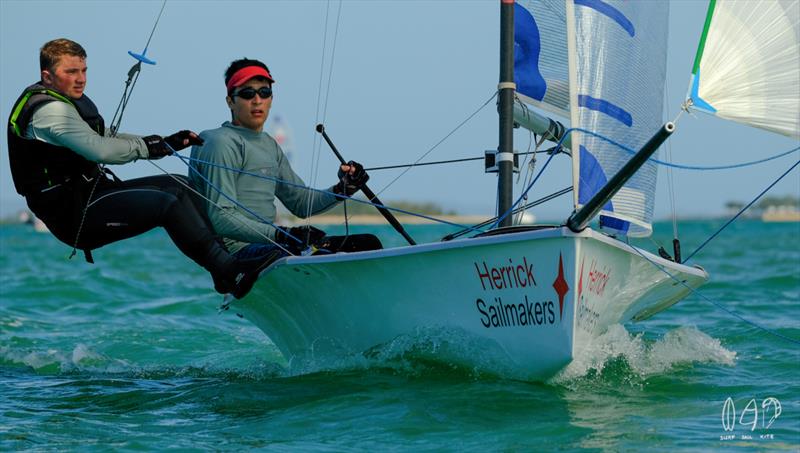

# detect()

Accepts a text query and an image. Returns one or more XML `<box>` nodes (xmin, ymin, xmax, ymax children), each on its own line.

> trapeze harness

<box><xmin>7</xmin><ymin>83</ymin><xmax>115</xmax><ymax>262</ymax></box>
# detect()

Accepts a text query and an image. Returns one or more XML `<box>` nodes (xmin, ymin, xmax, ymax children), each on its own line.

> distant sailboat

<box><xmin>226</xmin><ymin>0</ymin><xmax>798</xmax><ymax>380</ymax></box>
<box><xmin>33</xmin><ymin>217</ymin><xmax>49</xmax><ymax>233</ymax></box>
<box><xmin>17</xmin><ymin>210</ymin><xmax>49</xmax><ymax>233</ymax></box>
<box><xmin>268</xmin><ymin>115</ymin><xmax>294</xmax><ymax>163</ymax></box>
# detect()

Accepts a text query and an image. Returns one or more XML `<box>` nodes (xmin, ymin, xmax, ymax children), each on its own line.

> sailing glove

<box><xmin>143</xmin><ymin>131</ymin><xmax>204</xmax><ymax>159</ymax></box>
<box><xmin>333</xmin><ymin>160</ymin><xmax>369</xmax><ymax>196</ymax></box>
<box><xmin>275</xmin><ymin>225</ymin><xmax>327</xmax><ymax>254</ymax></box>
<box><xmin>165</xmin><ymin>130</ymin><xmax>204</xmax><ymax>151</ymax></box>
<box><xmin>142</xmin><ymin>135</ymin><xmax>171</xmax><ymax>159</ymax></box>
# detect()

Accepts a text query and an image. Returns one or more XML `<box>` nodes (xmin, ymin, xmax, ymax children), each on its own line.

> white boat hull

<box><xmin>231</xmin><ymin>227</ymin><xmax>708</xmax><ymax>380</ymax></box>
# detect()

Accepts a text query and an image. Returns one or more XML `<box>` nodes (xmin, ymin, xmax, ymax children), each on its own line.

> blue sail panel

<box><xmin>514</xmin><ymin>3</ymin><xmax>547</xmax><ymax>102</ymax></box>
<box><xmin>577</xmin><ymin>146</ymin><xmax>612</xmax><ymax>211</ymax></box>
<box><xmin>514</xmin><ymin>0</ymin><xmax>570</xmax><ymax>118</ymax></box>
<box><xmin>577</xmin><ymin>95</ymin><xmax>632</xmax><ymax>127</ymax></box>
<box><xmin>573</xmin><ymin>0</ymin><xmax>635</xmax><ymax>37</ymax></box>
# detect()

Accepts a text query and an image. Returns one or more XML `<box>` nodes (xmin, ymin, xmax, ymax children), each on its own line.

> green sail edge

<box><xmin>691</xmin><ymin>0</ymin><xmax>717</xmax><ymax>75</ymax></box>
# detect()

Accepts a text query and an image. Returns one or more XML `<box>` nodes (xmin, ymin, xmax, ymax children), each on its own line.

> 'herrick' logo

<box><xmin>576</xmin><ymin>257</ymin><xmax>599</xmax><ymax>333</ymax></box>
<box><xmin>471</xmin><ymin>255</ymin><xmax>570</xmax><ymax>329</ymax></box>
<box><xmin>474</xmin><ymin>257</ymin><xmax>536</xmax><ymax>291</ymax></box>
<box><xmin>588</xmin><ymin>259</ymin><xmax>610</xmax><ymax>296</ymax></box>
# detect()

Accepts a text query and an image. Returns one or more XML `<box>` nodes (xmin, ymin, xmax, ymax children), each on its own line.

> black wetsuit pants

<box><xmin>25</xmin><ymin>174</ymin><xmax>235</xmax><ymax>280</ymax></box>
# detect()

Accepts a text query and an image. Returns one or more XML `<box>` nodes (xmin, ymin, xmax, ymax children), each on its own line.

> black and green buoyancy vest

<box><xmin>7</xmin><ymin>83</ymin><xmax>104</xmax><ymax>196</ymax></box>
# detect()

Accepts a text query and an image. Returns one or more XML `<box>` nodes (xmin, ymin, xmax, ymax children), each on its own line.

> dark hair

<box><xmin>40</xmin><ymin>38</ymin><xmax>86</xmax><ymax>72</ymax></box>
<box><xmin>224</xmin><ymin>58</ymin><xmax>271</xmax><ymax>94</ymax></box>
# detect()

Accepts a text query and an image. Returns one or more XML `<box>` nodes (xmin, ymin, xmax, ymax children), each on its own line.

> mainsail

<box><xmin>515</xmin><ymin>0</ymin><xmax>669</xmax><ymax>237</ymax></box>
<box><xmin>688</xmin><ymin>0</ymin><xmax>800</xmax><ymax>139</ymax></box>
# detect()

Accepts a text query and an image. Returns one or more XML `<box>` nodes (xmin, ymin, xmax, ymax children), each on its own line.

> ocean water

<box><xmin>1</xmin><ymin>220</ymin><xmax>798</xmax><ymax>451</ymax></box>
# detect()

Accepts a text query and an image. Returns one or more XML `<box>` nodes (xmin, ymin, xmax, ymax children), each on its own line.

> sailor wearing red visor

<box><xmin>189</xmin><ymin>58</ymin><xmax>369</xmax><ymax>260</ymax></box>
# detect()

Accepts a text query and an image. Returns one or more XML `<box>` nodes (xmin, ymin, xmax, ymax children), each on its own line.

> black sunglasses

<box><xmin>233</xmin><ymin>86</ymin><xmax>273</xmax><ymax>100</ymax></box>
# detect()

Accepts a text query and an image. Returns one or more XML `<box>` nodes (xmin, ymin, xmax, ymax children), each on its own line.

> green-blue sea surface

<box><xmin>2</xmin><ymin>220</ymin><xmax>798</xmax><ymax>451</ymax></box>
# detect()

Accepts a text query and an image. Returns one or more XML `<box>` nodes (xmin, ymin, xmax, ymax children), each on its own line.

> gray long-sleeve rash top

<box><xmin>26</xmin><ymin>101</ymin><xmax>149</xmax><ymax>162</ymax></box>
<box><xmin>189</xmin><ymin>122</ymin><xmax>340</xmax><ymax>254</ymax></box>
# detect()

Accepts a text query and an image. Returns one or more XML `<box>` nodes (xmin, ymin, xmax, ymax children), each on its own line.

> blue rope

<box><xmin>631</xmin><ymin>245</ymin><xmax>800</xmax><ymax>346</ymax></box>
<box><xmin>554</xmin><ymin>126</ymin><xmax>797</xmax><ymax>171</ymax></box>
<box><xmin>650</xmin><ymin>146</ymin><xmax>799</xmax><ymax>170</ymax></box>
<box><xmin>628</xmin><ymin>145</ymin><xmax>800</xmax><ymax>170</ymax></box>
<box><xmin>174</xmin><ymin>153</ymin><xmax>303</xmax><ymax>244</ymax></box>
<box><xmin>494</xmin><ymin>125</ymin><xmax>798</xmax><ymax>233</ymax></box>
<box><xmin>494</xmin><ymin>127</ymin><xmax>619</xmax><ymax>227</ymax></box>
<box><xmin>684</xmin><ymin>158</ymin><xmax>800</xmax><ymax>263</ymax></box>
<box><xmin>583</xmin><ymin>127</ymin><xmax>799</xmax><ymax>171</ymax></box>
<box><xmin>175</xmin><ymin>154</ymin><xmax>488</xmax><ymax>235</ymax></box>
<box><xmin>493</xmin><ymin>137</ymin><xmax>564</xmax><ymax>228</ymax></box>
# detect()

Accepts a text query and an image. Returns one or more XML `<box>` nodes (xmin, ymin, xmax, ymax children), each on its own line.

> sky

<box><xmin>1</xmin><ymin>0</ymin><xmax>798</xmax><ymax>223</ymax></box>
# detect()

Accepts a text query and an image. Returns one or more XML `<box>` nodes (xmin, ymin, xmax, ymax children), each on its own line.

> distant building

<box><xmin>725</xmin><ymin>195</ymin><xmax>799</xmax><ymax>222</ymax></box>
<box><xmin>762</xmin><ymin>205</ymin><xmax>800</xmax><ymax>222</ymax></box>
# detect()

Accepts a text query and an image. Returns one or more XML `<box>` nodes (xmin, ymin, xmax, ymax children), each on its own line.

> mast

<box><xmin>497</xmin><ymin>0</ymin><xmax>515</xmax><ymax>227</ymax></box>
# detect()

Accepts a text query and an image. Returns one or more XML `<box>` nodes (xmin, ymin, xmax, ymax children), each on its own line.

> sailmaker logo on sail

<box><xmin>473</xmin><ymin>255</ymin><xmax>568</xmax><ymax>329</ymax></box>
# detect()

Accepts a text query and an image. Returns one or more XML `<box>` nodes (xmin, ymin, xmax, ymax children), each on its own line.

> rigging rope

<box><xmin>514</xmin><ymin>116</ymin><xmax>553</xmax><ymax>225</ymax></box>
<box><xmin>365</xmin><ymin>139</ymin><xmax>795</xmax><ymax>173</ymax></box>
<box><xmin>367</xmin><ymin>156</ymin><xmax>484</xmax><ymax>170</ymax></box>
<box><xmin>109</xmin><ymin>0</ymin><xmax>167</xmax><ymax>136</ymax></box>
<box><xmin>176</xmin><ymin>154</ymin><xmax>488</xmax><ymax>235</ymax></box>
<box><xmin>364</xmin><ymin>148</ymin><xmax>564</xmax><ymax>171</ymax></box>
<box><xmin>664</xmin><ymin>83</ymin><xmax>680</xmax><ymax>246</ymax></box>
<box><xmin>666</xmin><ymin>144</ymin><xmax>679</xmax><ymax>239</ymax></box>
<box><xmin>138</xmin><ymin>0</ymin><xmax>167</xmax><ymax>58</ymax></box>
<box><xmin>443</xmin><ymin>186</ymin><xmax>571</xmax><ymax>241</ymax></box>
<box><xmin>172</xmin><ymin>153</ymin><xmax>304</xmax><ymax>249</ymax></box>
<box><xmin>631</xmin><ymin>244</ymin><xmax>800</xmax><ymax>346</ymax></box>
<box><xmin>70</xmin><ymin>0</ymin><xmax>167</xmax><ymax>260</ymax></box>
<box><xmin>493</xmin><ymin>126</ymin><xmax>799</xmax><ymax>228</ymax></box>
<box><xmin>549</xmin><ymin>125</ymin><xmax>798</xmax><ymax>172</ymax></box>
<box><xmin>625</xmin><ymin>144</ymin><xmax>800</xmax><ymax>170</ymax></box>
<box><xmin>492</xmin><ymin>130</ymin><xmax>569</xmax><ymax>227</ymax></box>
<box><xmin>374</xmin><ymin>91</ymin><xmax>498</xmax><ymax>197</ymax></box>
<box><xmin>683</xmin><ymin>158</ymin><xmax>800</xmax><ymax>263</ymax></box>
<box><xmin>146</xmin><ymin>158</ymin><xmax>294</xmax><ymax>255</ymax></box>
<box><xmin>306</xmin><ymin>0</ymin><xmax>344</xmax><ymax>224</ymax></box>
<box><xmin>108</xmin><ymin>66</ymin><xmax>141</xmax><ymax>138</ymax></box>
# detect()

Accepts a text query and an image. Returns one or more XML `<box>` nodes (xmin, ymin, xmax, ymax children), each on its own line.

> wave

<box><xmin>276</xmin><ymin>324</ymin><xmax>738</xmax><ymax>384</ymax></box>
<box><xmin>1</xmin><ymin>324</ymin><xmax>737</xmax><ymax>384</ymax></box>
<box><xmin>550</xmin><ymin>324</ymin><xmax>736</xmax><ymax>385</ymax></box>
<box><xmin>0</xmin><ymin>343</ymin><xmax>132</xmax><ymax>374</ymax></box>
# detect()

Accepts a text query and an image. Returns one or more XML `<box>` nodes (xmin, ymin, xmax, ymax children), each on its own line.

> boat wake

<box><xmin>280</xmin><ymin>325</ymin><xmax>524</xmax><ymax>380</ymax></box>
<box><xmin>1</xmin><ymin>324</ymin><xmax>736</xmax><ymax>384</ymax></box>
<box><xmin>281</xmin><ymin>324</ymin><xmax>737</xmax><ymax>383</ymax></box>
<box><xmin>0</xmin><ymin>343</ymin><xmax>133</xmax><ymax>374</ymax></box>
<box><xmin>550</xmin><ymin>324</ymin><xmax>737</xmax><ymax>386</ymax></box>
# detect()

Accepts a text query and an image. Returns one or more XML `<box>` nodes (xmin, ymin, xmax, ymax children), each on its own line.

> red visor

<box><xmin>226</xmin><ymin>66</ymin><xmax>275</xmax><ymax>92</ymax></box>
